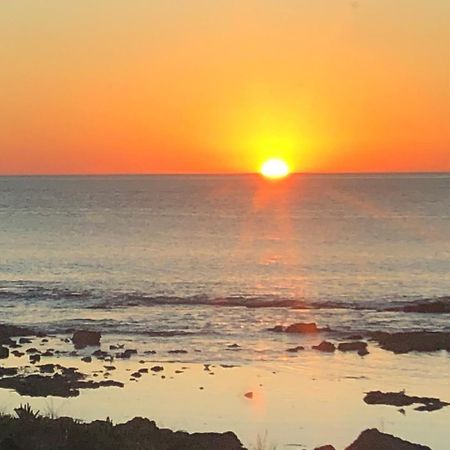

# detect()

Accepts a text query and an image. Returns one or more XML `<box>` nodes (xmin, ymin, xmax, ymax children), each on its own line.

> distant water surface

<box><xmin>0</xmin><ymin>174</ymin><xmax>449</xmax><ymax>352</ymax></box>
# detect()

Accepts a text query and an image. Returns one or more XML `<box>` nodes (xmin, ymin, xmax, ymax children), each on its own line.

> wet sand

<box><xmin>0</xmin><ymin>332</ymin><xmax>449</xmax><ymax>449</ymax></box>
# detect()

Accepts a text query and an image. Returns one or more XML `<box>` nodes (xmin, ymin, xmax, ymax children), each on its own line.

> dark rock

<box><xmin>83</xmin><ymin>379</ymin><xmax>124</xmax><ymax>391</ymax></box>
<box><xmin>0</xmin><ymin>324</ymin><xmax>36</xmax><ymax>340</ymax></box>
<box><xmin>313</xmin><ymin>341</ymin><xmax>336</xmax><ymax>353</ymax></box>
<box><xmin>227</xmin><ymin>343</ymin><xmax>240</xmax><ymax>348</ymax></box>
<box><xmin>29</xmin><ymin>354</ymin><xmax>41</xmax><ymax>364</ymax></box>
<box><xmin>114</xmin><ymin>417</ymin><xmax>245</xmax><ymax>450</ymax></box>
<box><xmin>364</xmin><ymin>390</ymin><xmax>449</xmax><ymax>412</ymax></box>
<box><xmin>0</xmin><ymin>415</ymin><xmax>245</xmax><ymax>449</ymax></box>
<box><xmin>11</xmin><ymin>351</ymin><xmax>24</xmax><ymax>357</ymax></box>
<box><xmin>0</xmin><ymin>367</ymin><xmax>18</xmax><ymax>377</ymax></box>
<box><xmin>25</xmin><ymin>348</ymin><xmax>40</xmax><ymax>354</ymax></box>
<box><xmin>60</xmin><ymin>367</ymin><xmax>83</xmax><ymax>380</ymax></box>
<box><xmin>150</xmin><ymin>366</ymin><xmax>164</xmax><ymax>372</ymax></box>
<box><xmin>38</xmin><ymin>364</ymin><xmax>57</xmax><ymax>374</ymax></box>
<box><xmin>81</xmin><ymin>356</ymin><xmax>92</xmax><ymax>363</ymax></box>
<box><xmin>358</xmin><ymin>348</ymin><xmax>369</xmax><ymax>356</ymax></box>
<box><xmin>168</xmin><ymin>349</ymin><xmax>188</xmax><ymax>354</ymax></box>
<box><xmin>144</xmin><ymin>350</ymin><xmax>156</xmax><ymax>354</ymax></box>
<box><xmin>314</xmin><ymin>446</ymin><xmax>336</xmax><ymax>450</ymax></box>
<box><xmin>286</xmin><ymin>346</ymin><xmax>305</xmax><ymax>353</ymax></box>
<box><xmin>0</xmin><ymin>437</ymin><xmax>21</xmax><ymax>450</ymax></box>
<box><xmin>370</xmin><ymin>331</ymin><xmax>450</xmax><ymax>353</ymax></box>
<box><xmin>268</xmin><ymin>325</ymin><xmax>285</xmax><ymax>332</ymax></box>
<box><xmin>92</xmin><ymin>350</ymin><xmax>109</xmax><ymax>359</ymax></box>
<box><xmin>286</xmin><ymin>322</ymin><xmax>320</xmax><ymax>334</ymax></box>
<box><xmin>138</xmin><ymin>368</ymin><xmax>149</xmax><ymax>374</ymax></box>
<box><xmin>0</xmin><ymin>346</ymin><xmax>9</xmax><ymax>359</ymax></box>
<box><xmin>41</xmin><ymin>350</ymin><xmax>54</xmax><ymax>357</ymax></box>
<box><xmin>338</xmin><ymin>342</ymin><xmax>368</xmax><ymax>355</ymax></box>
<box><xmin>116</xmin><ymin>349</ymin><xmax>137</xmax><ymax>359</ymax></box>
<box><xmin>415</xmin><ymin>403</ymin><xmax>447</xmax><ymax>412</ymax></box>
<box><xmin>72</xmin><ymin>330</ymin><xmax>101</xmax><ymax>349</ymax></box>
<box><xmin>244</xmin><ymin>392</ymin><xmax>253</xmax><ymax>399</ymax></box>
<box><xmin>0</xmin><ymin>374</ymin><xmax>78</xmax><ymax>397</ymax></box>
<box><xmin>0</xmin><ymin>367</ymin><xmax>124</xmax><ymax>398</ymax></box>
<box><xmin>388</xmin><ymin>298</ymin><xmax>450</xmax><ymax>314</ymax></box>
<box><xmin>18</xmin><ymin>338</ymin><xmax>32</xmax><ymax>344</ymax></box>
<box><xmin>345</xmin><ymin>428</ymin><xmax>431</xmax><ymax>450</ymax></box>
<box><xmin>131</xmin><ymin>372</ymin><xmax>142</xmax><ymax>378</ymax></box>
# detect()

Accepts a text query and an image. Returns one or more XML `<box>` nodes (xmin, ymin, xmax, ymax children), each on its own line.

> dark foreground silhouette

<box><xmin>0</xmin><ymin>413</ymin><xmax>244</xmax><ymax>450</ymax></box>
<box><xmin>316</xmin><ymin>428</ymin><xmax>431</xmax><ymax>450</ymax></box>
<box><xmin>0</xmin><ymin>407</ymin><xmax>432</xmax><ymax>450</ymax></box>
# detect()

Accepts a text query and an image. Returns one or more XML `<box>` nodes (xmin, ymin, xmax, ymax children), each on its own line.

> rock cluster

<box><xmin>364</xmin><ymin>390</ymin><xmax>449</xmax><ymax>412</ymax></box>
<box><xmin>0</xmin><ymin>416</ymin><xmax>245</xmax><ymax>450</ymax></box>
<box><xmin>72</xmin><ymin>330</ymin><xmax>101</xmax><ymax>349</ymax></box>
<box><xmin>370</xmin><ymin>331</ymin><xmax>450</xmax><ymax>353</ymax></box>
<box><xmin>269</xmin><ymin>322</ymin><xmax>328</xmax><ymax>334</ymax></box>
<box><xmin>345</xmin><ymin>428</ymin><xmax>431</xmax><ymax>450</ymax></box>
<box><xmin>315</xmin><ymin>428</ymin><xmax>431</xmax><ymax>450</ymax></box>
<box><xmin>0</xmin><ymin>365</ymin><xmax>123</xmax><ymax>397</ymax></box>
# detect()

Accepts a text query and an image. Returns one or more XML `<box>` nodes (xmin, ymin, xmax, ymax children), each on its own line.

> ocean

<box><xmin>0</xmin><ymin>173</ymin><xmax>449</xmax><ymax>362</ymax></box>
<box><xmin>1</xmin><ymin>173</ymin><xmax>450</xmax><ymax>449</ymax></box>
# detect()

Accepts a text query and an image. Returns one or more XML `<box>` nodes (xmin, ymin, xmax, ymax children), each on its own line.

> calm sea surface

<box><xmin>0</xmin><ymin>174</ymin><xmax>449</xmax><ymax>361</ymax></box>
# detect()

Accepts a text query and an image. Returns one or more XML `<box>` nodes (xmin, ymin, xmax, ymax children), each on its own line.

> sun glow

<box><xmin>260</xmin><ymin>158</ymin><xmax>290</xmax><ymax>179</ymax></box>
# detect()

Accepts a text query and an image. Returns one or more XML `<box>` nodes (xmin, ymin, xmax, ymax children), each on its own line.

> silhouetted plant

<box><xmin>252</xmin><ymin>432</ymin><xmax>277</xmax><ymax>450</ymax></box>
<box><xmin>44</xmin><ymin>399</ymin><xmax>61</xmax><ymax>419</ymax></box>
<box><xmin>14</xmin><ymin>403</ymin><xmax>40</xmax><ymax>421</ymax></box>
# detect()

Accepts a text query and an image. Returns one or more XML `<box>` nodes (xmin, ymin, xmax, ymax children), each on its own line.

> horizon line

<box><xmin>0</xmin><ymin>170</ymin><xmax>449</xmax><ymax>177</ymax></box>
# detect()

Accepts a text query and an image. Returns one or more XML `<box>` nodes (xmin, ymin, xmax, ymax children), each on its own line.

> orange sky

<box><xmin>1</xmin><ymin>0</ymin><xmax>450</xmax><ymax>174</ymax></box>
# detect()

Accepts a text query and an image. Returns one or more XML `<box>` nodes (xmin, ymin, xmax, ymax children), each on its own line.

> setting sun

<box><xmin>260</xmin><ymin>158</ymin><xmax>290</xmax><ymax>179</ymax></box>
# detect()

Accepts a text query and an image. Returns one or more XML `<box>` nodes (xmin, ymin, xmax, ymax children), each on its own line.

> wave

<box><xmin>0</xmin><ymin>282</ymin><xmax>448</xmax><ymax>314</ymax></box>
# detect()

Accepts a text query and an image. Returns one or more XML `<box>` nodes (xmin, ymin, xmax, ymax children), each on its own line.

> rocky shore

<box><xmin>0</xmin><ymin>406</ymin><xmax>433</xmax><ymax>450</ymax></box>
<box><xmin>0</xmin><ymin>409</ymin><xmax>244</xmax><ymax>450</ymax></box>
<box><xmin>0</xmin><ymin>321</ymin><xmax>448</xmax><ymax>449</ymax></box>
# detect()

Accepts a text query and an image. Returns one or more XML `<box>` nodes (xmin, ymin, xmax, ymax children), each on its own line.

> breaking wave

<box><xmin>0</xmin><ymin>282</ymin><xmax>448</xmax><ymax>313</ymax></box>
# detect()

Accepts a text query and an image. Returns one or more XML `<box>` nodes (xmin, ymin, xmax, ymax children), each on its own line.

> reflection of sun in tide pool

<box><xmin>260</xmin><ymin>158</ymin><xmax>290</xmax><ymax>179</ymax></box>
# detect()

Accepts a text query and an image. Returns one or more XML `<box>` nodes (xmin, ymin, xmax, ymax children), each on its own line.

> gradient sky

<box><xmin>1</xmin><ymin>0</ymin><xmax>450</xmax><ymax>174</ymax></box>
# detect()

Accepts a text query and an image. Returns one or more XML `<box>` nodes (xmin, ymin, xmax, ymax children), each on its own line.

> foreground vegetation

<box><xmin>0</xmin><ymin>404</ymin><xmax>244</xmax><ymax>450</ymax></box>
<box><xmin>0</xmin><ymin>404</ymin><xmax>433</xmax><ymax>450</ymax></box>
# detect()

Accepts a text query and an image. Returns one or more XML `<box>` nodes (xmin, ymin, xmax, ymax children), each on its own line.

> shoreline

<box><xmin>0</xmin><ymin>324</ymin><xmax>449</xmax><ymax>449</ymax></box>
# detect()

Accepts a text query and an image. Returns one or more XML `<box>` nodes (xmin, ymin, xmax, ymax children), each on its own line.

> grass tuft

<box><xmin>14</xmin><ymin>403</ymin><xmax>40</xmax><ymax>421</ymax></box>
<box><xmin>252</xmin><ymin>432</ymin><xmax>277</xmax><ymax>450</ymax></box>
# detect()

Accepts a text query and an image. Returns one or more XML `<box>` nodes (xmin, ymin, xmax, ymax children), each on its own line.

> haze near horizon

<box><xmin>1</xmin><ymin>0</ymin><xmax>450</xmax><ymax>175</ymax></box>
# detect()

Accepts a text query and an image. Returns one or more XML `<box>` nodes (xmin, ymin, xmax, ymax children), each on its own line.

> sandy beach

<box><xmin>0</xmin><ymin>324</ymin><xmax>449</xmax><ymax>449</ymax></box>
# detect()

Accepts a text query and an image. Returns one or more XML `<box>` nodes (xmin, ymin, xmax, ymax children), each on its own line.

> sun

<box><xmin>260</xmin><ymin>158</ymin><xmax>290</xmax><ymax>179</ymax></box>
